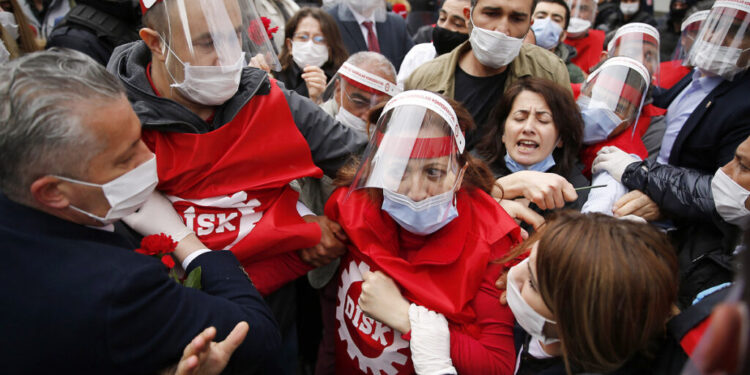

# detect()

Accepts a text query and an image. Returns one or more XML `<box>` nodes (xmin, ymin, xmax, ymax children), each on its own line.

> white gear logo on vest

<box><xmin>337</xmin><ymin>259</ymin><xmax>409</xmax><ymax>375</ymax></box>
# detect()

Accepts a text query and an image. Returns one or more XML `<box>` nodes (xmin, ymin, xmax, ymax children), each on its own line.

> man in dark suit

<box><xmin>324</xmin><ymin>0</ymin><xmax>414</xmax><ymax>71</ymax></box>
<box><xmin>0</xmin><ymin>48</ymin><xmax>281</xmax><ymax>374</ymax></box>
<box><xmin>591</xmin><ymin>0</ymin><xmax>750</xmax><ymax>307</ymax></box>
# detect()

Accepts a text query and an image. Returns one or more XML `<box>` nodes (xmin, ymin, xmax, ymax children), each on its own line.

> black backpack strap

<box><xmin>63</xmin><ymin>4</ymin><xmax>139</xmax><ymax>47</ymax></box>
<box><xmin>667</xmin><ymin>286</ymin><xmax>731</xmax><ymax>341</ymax></box>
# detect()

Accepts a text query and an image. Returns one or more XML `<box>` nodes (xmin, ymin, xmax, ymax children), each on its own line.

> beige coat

<box><xmin>404</xmin><ymin>41</ymin><xmax>573</xmax><ymax>97</ymax></box>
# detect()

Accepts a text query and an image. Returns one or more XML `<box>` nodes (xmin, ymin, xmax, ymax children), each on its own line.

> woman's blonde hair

<box><xmin>505</xmin><ymin>211</ymin><xmax>679</xmax><ymax>373</ymax></box>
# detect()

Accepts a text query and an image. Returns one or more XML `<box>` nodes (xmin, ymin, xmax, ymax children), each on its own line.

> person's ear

<box><xmin>30</xmin><ymin>176</ymin><xmax>71</xmax><ymax>210</ymax></box>
<box><xmin>560</xmin><ymin>30</ymin><xmax>567</xmax><ymax>42</ymax></box>
<box><xmin>556</xmin><ymin>137</ymin><xmax>563</xmax><ymax>148</ymax></box>
<box><xmin>140</xmin><ymin>28</ymin><xmax>167</xmax><ymax>63</ymax></box>
<box><xmin>600</xmin><ymin>50</ymin><xmax>608</xmax><ymax>62</ymax></box>
<box><xmin>285</xmin><ymin>37</ymin><xmax>293</xmax><ymax>53</ymax></box>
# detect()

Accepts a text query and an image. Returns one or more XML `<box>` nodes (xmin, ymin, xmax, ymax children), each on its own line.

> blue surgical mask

<box><xmin>504</xmin><ymin>153</ymin><xmax>556</xmax><ymax>173</ymax></box>
<box><xmin>530</xmin><ymin>18</ymin><xmax>563</xmax><ymax>50</ymax></box>
<box><xmin>381</xmin><ymin>189</ymin><xmax>458</xmax><ymax>235</ymax></box>
<box><xmin>578</xmin><ymin>97</ymin><xmax>625</xmax><ymax>144</ymax></box>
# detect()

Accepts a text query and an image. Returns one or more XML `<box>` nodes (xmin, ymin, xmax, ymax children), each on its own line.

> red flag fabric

<box><xmin>564</xmin><ymin>29</ymin><xmax>606</xmax><ymax>75</ymax></box>
<box><xmin>659</xmin><ymin>60</ymin><xmax>691</xmax><ymax>90</ymax></box>
<box><xmin>326</xmin><ymin>186</ymin><xmax>521</xmax><ymax>374</ymax></box>
<box><xmin>142</xmin><ymin>79</ymin><xmax>324</xmax><ymax>263</ymax></box>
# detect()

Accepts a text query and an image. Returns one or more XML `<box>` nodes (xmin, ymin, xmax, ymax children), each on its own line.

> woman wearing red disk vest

<box><xmin>325</xmin><ymin>90</ymin><xmax>520</xmax><ymax>374</ymax></box>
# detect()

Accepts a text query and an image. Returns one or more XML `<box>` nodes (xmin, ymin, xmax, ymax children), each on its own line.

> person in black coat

<box><xmin>45</xmin><ymin>0</ymin><xmax>141</xmax><ymax>65</ymax></box>
<box><xmin>0</xmin><ymin>48</ymin><xmax>280</xmax><ymax>375</ymax></box>
<box><xmin>324</xmin><ymin>0</ymin><xmax>413</xmax><ymax>71</ymax></box>
<box><xmin>275</xmin><ymin>7</ymin><xmax>348</xmax><ymax>102</ymax></box>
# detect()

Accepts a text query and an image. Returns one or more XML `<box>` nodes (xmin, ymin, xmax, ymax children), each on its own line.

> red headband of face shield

<box><xmin>374</xmin><ymin>132</ymin><xmax>457</xmax><ymax>159</ymax></box>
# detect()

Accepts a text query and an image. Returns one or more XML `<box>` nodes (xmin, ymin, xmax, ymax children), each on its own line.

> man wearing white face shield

<box><xmin>108</xmin><ymin>1</ymin><xmax>368</xmax><ymax>371</ymax></box>
<box><xmin>591</xmin><ymin>0</ymin><xmax>750</xmax><ymax>307</ymax></box>
<box><xmin>562</xmin><ymin>0</ymin><xmax>606</xmax><ymax>74</ymax></box>
<box><xmin>405</xmin><ymin>0</ymin><xmax>571</xmax><ymax>150</ymax></box>
<box><xmin>0</xmin><ymin>48</ymin><xmax>280</xmax><ymax>374</ymax></box>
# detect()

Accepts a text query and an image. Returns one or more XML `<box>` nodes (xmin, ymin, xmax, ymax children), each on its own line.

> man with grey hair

<box><xmin>0</xmin><ymin>48</ymin><xmax>280</xmax><ymax>374</ymax></box>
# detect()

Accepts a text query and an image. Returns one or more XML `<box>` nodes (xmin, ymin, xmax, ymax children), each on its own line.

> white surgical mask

<box><xmin>0</xmin><ymin>11</ymin><xmax>18</xmax><ymax>40</ymax></box>
<box><xmin>507</xmin><ymin>258</ymin><xmax>560</xmax><ymax>345</ymax></box>
<box><xmin>469</xmin><ymin>13</ymin><xmax>523</xmax><ymax>69</ymax></box>
<box><xmin>164</xmin><ymin>42</ymin><xmax>245</xmax><ymax>106</ymax></box>
<box><xmin>711</xmin><ymin>168</ymin><xmax>750</xmax><ymax>230</ymax></box>
<box><xmin>336</xmin><ymin>88</ymin><xmax>368</xmax><ymax>132</ymax></box>
<box><xmin>292</xmin><ymin>40</ymin><xmax>329</xmax><ymax>68</ymax></box>
<box><xmin>693</xmin><ymin>44</ymin><xmax>748</xmax><ymax>79</ymax></box>
<box><xmin>567</xmin><ymin>17</ymin><xmax>591</xmax><ymax>38</ymax></box>
<box><xmin>530</xmin><ymin>17</ymin><xmax>563</xmax><ymax>50</ymax></box>
<box><xmin>336</xmin><ymin>106</ymin><xmax>367</xmax><ymax>132</ymax></box>
<box><xmin>620</xmin><ymin>2</ymin><xmax>639</xmax><ymax>16</ymax></box>
<box><xmin>381</xmin><ymin>189</ymin><xmax>459</xmax><ymax>235</ymax></box>
<box><xmin>55</xmin><ymin>156</ymin><xmax>159</xmax><ymax>225</ymax></box>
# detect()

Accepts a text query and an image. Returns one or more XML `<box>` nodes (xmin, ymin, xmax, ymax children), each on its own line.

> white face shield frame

<box><xmin>348</xmin><ymin>91</ymin><xmax>466</xmax><ymax>201</ymax></box>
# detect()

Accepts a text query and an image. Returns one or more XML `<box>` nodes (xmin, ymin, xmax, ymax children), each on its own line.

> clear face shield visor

<box><xmin>158</xmin><ymin>0</ymin><xmax>281</xmax><ymax>74</ymax></box>
<box><xmin>686</xmin><ymin>0</ymin><xmax>750</xmax><ymax>80</ymax></box>
<box><xmin>674</xmin><ymin>10</ymin><xmax>710</xmax><ymax>61</ymax></box>
<box><xmin>577</xmin><ymin>57</ymin><xmax>650</xmax><ymax>142</ymax></box>
<box><xmin>607</xmin><ymin>23</ymin><xmax>661</xmax><ymax>86</ymax></box>
<box><xmin>566</xmin><ymin>0</ymin><xmax>597</xmax><ymax>35</ymax></box>
<box><xmin>349</xmin><ymin>91</ymin><xmax>467</xmax><ymax>202</ymax></box>
<box><xmin>321</xmin><ymin>62</ymin><xmax>401</xmax><ymax>118</ymax></box>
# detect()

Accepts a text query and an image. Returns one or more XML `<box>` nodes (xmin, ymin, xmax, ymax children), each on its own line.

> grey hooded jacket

<box><xmin>107</xmin><ymin>41</ymin><xmax>367</xmax><ymax>179</ymax></box>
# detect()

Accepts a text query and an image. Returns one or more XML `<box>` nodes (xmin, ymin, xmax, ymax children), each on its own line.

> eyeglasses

<box><xmin>292</xmin><ymin>33</ymin><xmax>326</xmax><ymax>45</ymax></box>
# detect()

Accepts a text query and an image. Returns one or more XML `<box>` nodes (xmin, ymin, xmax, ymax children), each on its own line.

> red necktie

<box><xmin>362</xmin><ymin>21</ymin><xmax>380</xmax><ymax>53</ymax></box>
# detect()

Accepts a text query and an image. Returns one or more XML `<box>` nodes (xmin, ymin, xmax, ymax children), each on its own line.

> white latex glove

<box><xmin>591</xmin><ymin>146</ymin><xmax>640</xmax><ymax>183</ymax></box>
<box><xmin>408</xmin><ymin>304</ymin><xmax>457</xmax><ymax>375</ymax></box>
<box><xmin>122</xmin><ymin>191</ymin><xmax>193</xmax><ymax>242</ymax></box>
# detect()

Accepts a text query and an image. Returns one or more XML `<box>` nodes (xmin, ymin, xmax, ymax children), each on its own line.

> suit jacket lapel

<box><xmin>668</xmin><ymin>78</ymin><xmax>736</xmax><ymax>166</ymax></box>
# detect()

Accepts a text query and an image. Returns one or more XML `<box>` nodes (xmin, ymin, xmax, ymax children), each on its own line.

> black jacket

<box><xmin>622</xmin><ymin>69</ymin><xmax>750</xmax><ymax>307</ymax></box>
<box><xmin>275</xmin><ymin>61</ymin><xmax>338</xmax><ymax>99</ymax></box>
<box><xmin>46</xmin><ymin>2</ymin><xmax>141</xmax><ymax>65</ymax></box>
<box><xmin>107</xmin><ymin>41</ymin><xmax>367</xmax><ymax>179</ymax></box>
<box><xmin>0</xmin><ymin>193</ymin><xmax>280</xmax><ymax>374</ymax></box>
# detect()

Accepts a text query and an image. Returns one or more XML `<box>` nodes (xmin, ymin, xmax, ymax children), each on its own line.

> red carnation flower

<box><xmin>135</xmin><ymin>233</ymin><xmax>177</xmax><ymax>256</ymax></box>
<box><xmin>161</xmin><ymin>255</ymin><xmax>176</xmax><ymax>269</ymax></box>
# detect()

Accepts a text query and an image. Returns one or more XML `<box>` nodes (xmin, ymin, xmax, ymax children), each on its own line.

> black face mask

<box><xmin>432</xmin><ymin>26</ymin><xmax>469</xmax><ymax>55</ymax></box>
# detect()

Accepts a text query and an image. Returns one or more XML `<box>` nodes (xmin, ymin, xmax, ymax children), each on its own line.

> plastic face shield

<box><xmin>159</xmin><ymin>0</ymin><xmax>280</xmax><ymax>72</ymax></box>
<box><xmin>674</xmin><ymin>10</ymin><xmax>710</xmax><ymax>61</ymax></box>
<box><xmin>578</xmin><ymin>57</ymin><xmax>650</xmax><ymax>139</ymax></box>
<box><xmin>686</xmin><ymin>0</ymin><xmax>750</xmax><ymax>80</ymax></box>
<box><xmin>349</xmin><ymin>91</ymin><xmax>467</xmax><ymax>201</ymax></box>
<box><xmin>607</xmin><ymin>23</ymin><xmax>661</xmax><ymax>86</ymax></box>
<box><xmin>566</xmin><ymin>0</ymin><xmax>597</xmax><ymax>33</ymax></box>
<box><xmin>321</xmin><ymin>62</ymin><xmax>401</xmax><ymax>119</ymax></box>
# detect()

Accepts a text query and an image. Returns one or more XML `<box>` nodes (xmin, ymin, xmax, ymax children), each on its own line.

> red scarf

<box><xmin>142</xmin><ymin>79</ymin><xmax>324</xmax><ymax>263</ymax></box>
<box><xmin>326</xmin><ymin>187</ymin><xmax>520</xmax><ymax>323</ymax></box>
<box><xmin>327</xmin><ymin>187</ymin><xmax>520</xmax><ymax>375</ymax></box>
<box><xmin>565</xmin><ymin>29</ymin><xmax>606</xmax><ymax>75</ymax></box>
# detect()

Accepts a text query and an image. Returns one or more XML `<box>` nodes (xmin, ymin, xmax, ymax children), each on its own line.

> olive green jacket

<box><xmin>404</xmin><ymin>41</ymin><xmax>573</xmax><ymax>96</ymax></box>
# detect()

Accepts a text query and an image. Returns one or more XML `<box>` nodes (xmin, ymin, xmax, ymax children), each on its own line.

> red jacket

<box><xmin>564</xmin><ymin>29</ymin><xmax>606</xmax><ymax>75</ymax></box>
<box><xmin>326</xmin><ymin>187</ymin><xmax>521</xmax><ymax>374</ymax></box>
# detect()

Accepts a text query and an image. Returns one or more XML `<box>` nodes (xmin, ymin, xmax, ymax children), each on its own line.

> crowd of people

<box><xmin>0</xmin><ymin>0</ymin><xmax>749</xmax><ymax>374</ymax></box>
